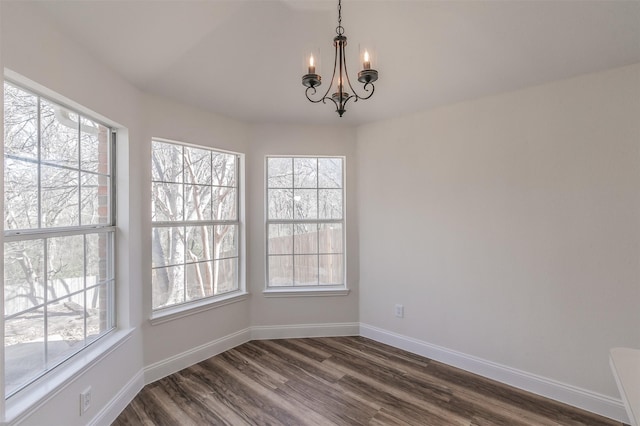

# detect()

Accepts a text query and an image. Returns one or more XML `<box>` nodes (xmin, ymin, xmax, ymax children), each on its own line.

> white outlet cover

<box><xmin>80</xmin><ymin>386</ymin><xmax>92</xmax><ymax>415</ymax></box>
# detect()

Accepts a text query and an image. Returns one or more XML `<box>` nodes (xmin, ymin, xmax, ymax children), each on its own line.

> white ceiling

<box><xmin>22</xmin><ymin>0</ymin><xmax>640</xmax><ymax>125</ymax></box>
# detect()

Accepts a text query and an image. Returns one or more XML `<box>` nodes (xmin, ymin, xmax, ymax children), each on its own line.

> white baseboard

<box><xmin>89</xmin><ymin>369</ymin><xmax>144</xmax><ymax>426</ymax></box>
<box><xmin>360</xmin><ymin>323</ymin><xmax>629</xmax><ymax>424</ymax></box>
<box><xmin>143</xmin><ymin>322</ymin><xmax>359</xmax><ymax>386</ymax></box>
<box><xmin>251</xmin><ymin>322</ymin><xmax>360</xmax><ymax>340</ymax></box>
<box><xmin>144</xmin><ymin>327</ymin><xmax>251</xmax><ymax>385</ymax></box>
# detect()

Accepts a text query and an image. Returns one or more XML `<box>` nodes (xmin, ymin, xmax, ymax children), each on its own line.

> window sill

<box><xmin>150</xmin><ymin>291</ymin><xmax>249</xmax><ymax>325</ymax></box>
<box><xmin>263</xmin><ymin>287</ymin><xmax>350</xmax><ymax>298</ymax></box>
<box><xmin>4</xmin><ymin>327</ymin><xmax>134</xmax><ymax>425</ymax></box>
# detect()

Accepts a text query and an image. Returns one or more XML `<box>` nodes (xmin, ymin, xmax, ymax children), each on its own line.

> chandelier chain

<box><xmin>336</xmin><ymin>0</ymin><xmax>344</xmax><ymax>35</ymax></box>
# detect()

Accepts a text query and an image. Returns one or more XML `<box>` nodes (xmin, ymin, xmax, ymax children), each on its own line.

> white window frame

<box><xmin>264</xmin><ymin>155</ymin><xmax>349</xmax><ymax>297</ymax></box>
<box><xmin>2</xmin><ymin>78</ymin><xmax>124</xmax><ymax>410</ymax></box>
<box><xmin>150</xmin><ymin>138</ymin><xmax>247</xmax><ymax>323</ymax></box>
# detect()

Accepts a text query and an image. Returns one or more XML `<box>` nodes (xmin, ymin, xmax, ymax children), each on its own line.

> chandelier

<box><xmin>302</xmin><ymin>0</ymin><xmax>379</xmax><ymax>117</ymax></box>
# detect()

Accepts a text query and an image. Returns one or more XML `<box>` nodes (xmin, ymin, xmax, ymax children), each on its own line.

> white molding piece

<box><xmin>251</xmin><ymin>322</ymin><xmax>359</xmax><ymax>340</ymax></box>
<box><xmin>360</xmin><ymin>323</ymin><xmax>628</xmax><ymax>423</ymax></box>
<box><xmin>88</xmin><ymin>370</ymin><xmax>144</xmax><ymax>426</ymax></box>
<box><xmin>149</xmin><ymin>292</ymin><xmax>249</xmax><ymax>325</ymax></box>
<box><xmin>143</xmin><ymin>327</ymin><xmax>251</xmax><ymax>385</ymax></box>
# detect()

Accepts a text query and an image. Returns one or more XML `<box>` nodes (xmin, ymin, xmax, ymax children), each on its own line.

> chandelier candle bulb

<box><xmin>308</xmin><ymin>55</ymin><xmax>316</xmax><ymax>74</ymax></box>
<box><xmin>363</xmin><ymin>50</ymin><xmax>371</xmax><ymax>70</ymax></box>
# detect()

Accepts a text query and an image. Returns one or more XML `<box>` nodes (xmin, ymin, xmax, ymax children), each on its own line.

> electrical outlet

<box><xmin>395</xmin><ymin>304</ymin><xmax>404</xmax><ymax>318</ymax></box>
<box><xmin>80</xmin><ymin>386</ymin><xmax>92</xmax><ymax>415</ymax></box>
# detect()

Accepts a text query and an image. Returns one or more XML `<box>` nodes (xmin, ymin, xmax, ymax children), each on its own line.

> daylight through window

<box><xmin>151</xmin><ymin>140</ymin><xmax>241</xmax><ymax>311</ymax></box>
<box><xmin>266</xmin><ymin>156</ymin><xmax>345</xmax><ymax>288</ymax></box>
<box><xmin>3</xmin><ymin>81</ymin><xmax>116</xmax><ymax>397</ymax></box>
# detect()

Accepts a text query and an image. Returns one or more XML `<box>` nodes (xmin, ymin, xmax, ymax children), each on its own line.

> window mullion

<box><xmin>37</xmin><ymin>96</ymin><xmax>42</xmax><ymax>229</ymax></box>
<box><xmin>43</xmin><ymin>237</ymin><xmax>49</xmax><ymax>368</ymax></box>
<box><xmin>77</xmin><ymin>116</ymin><xmax>82</xmax><ymax>226</ymax></box>
<box><xmin>83</xmin><ymin>234</ymin><xmax>88</xmax><ymax>345</ymax></box>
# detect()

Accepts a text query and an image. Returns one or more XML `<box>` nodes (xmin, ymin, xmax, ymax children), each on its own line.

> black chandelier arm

<box><xmin>305</xmin><ymin>86</ymin><xmax>328</xmax><ymax>103</ymax></box>
<box><xmin>354</xmin><ymin>81</ymin><xmax>376</xmax><ymax>101</ymax></box>
<box><xmin>338</xmin><ymin>41</ymin><xmax>376</xmax><ymax>102</ymax></box>
<box><xmin>340</xmin><ymin>93</ymin><xmax>357</xmax><ymax>110</ymax></box>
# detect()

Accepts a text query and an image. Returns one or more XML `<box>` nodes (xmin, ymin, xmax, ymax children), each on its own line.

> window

<box><xmin>266</xmin><ymin>156</ymin><xmax>345</xmax><ymax>288</ymax></box>
<box><xmin>151</xmin><ymin>139</ymin><xmax>242</xmax><ymax>311</ymax></box>
<box><xmin>3</xmin><ymin>81</ymin><xmax>115</xmax><ymax>397</ymax></box>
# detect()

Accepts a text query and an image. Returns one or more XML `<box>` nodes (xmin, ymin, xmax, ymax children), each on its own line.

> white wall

<box><xmin>246</xmin><ymin>124</ymin><xmax>360</xmax><ymax>328</ymax></box>
<box><xmin>357</xmin><ymin>64</ymin><xmax>640</xmax><ymax>401</ymax></box>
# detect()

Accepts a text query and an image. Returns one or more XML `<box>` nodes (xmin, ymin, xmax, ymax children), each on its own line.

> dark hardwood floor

<box><xmin>113</xmin><ymin>336</ymin><xmax>622</xmax><ymax>425</ymax></box>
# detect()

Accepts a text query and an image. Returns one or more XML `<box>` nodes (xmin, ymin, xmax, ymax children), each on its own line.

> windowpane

<box><xmin>318</xmin><ymin>189</ymin><xmax>342</xmax><ymax>220</ymax></box>
<box><xmin>41</xmin><ymin>165</ymin><xmax>79</xmax><ymax>228</ymax></box>
<box><xmin>267</xmin><ymin>157</ymin><xmax>292</xmax><ymax>188</ymax></box>
<box><xmin>186</xmin><ymin>261</ymin><xmax>213</xmax><ymax>301</ymax></box>
<box><xmin>5</xmin><ymin>311</ymin><xmax>45</xmax><ymax>396</ymax></box>
<box><xmin>80</xmin><ymin>117</ymin><xmax>109</xmax><ymax>174</ymax></box>
<box><xmin>268</xmin><ymin>224</ymin><xmax>293</xmax><ymax>255</ymax></box>
<box><xmin>81</xmin><ymin>172</ymin><xmax>110</xmax><ymax>225</ymax></box>
<box><xmin>318</xmin><ymin>158</ymin><xmax>342</xmax><ymax>188</ymax></box>
<box><xmin>40</xmin><ymin>100</ymin><xmax>79</xmax><ymax>168</ymax></box>
<box><xmin>184</xmin><ymin>147</ymin><xmax>211</xmax><ymax>184</ymax></box>
<box><xmin>294</xmin><ymin>224</ymin><xmax>318</xmax><ymax>254</ymax></box>
<box><xmin>4</xmin><ymin>82</ymin><xmax>38</xmax><ymax>160</ymax></box>
<box><xmin>268</xmin><ymin>256</ymin><xmax>293</xmax><ymax>286</ymax></box>
<box><xmin>212</xmin><ymin>152</ymin><xmax>236</xmax><ymax>187</ymax></box>
<box><xmin>4</xmin><ymin>240</ymin><xmax>45</xmax><ymax>316</ymax></box>
<box><xmin>151</xmin><ymin>182</ymin><xmax>184</xmax><ymax>222</ymax></box>
<box><xmin>185</xmin><ymin>185</ymin><xmax>212</xmax><ymax>221</ymax></box>
<box><xmin>319</xmin><ymin>254</ymin><xmax>343</xmax><ymax>285</ymax></box>
<box><xmin>319</xmin><ymin>223</ymin><xmax>343</xmax><ymax>254</ymax></box>
<box><xmin>186</xmin><ymin>225</ymin><xmax>212</xmax><ymax>263</ymax></box>
<box><xmin>268</xmin><ymin>189</ymin><xmax>293</xmax><ymax>220</ymax></box>
<box><xmin>212</xmin><ymin>187</ymin><xmax>236</xmax><ymax>220</ymax></box>
<box><xmin>46</xmin><ymin>296</ymin><xmax>85</xmax><ymax>367</ymax></box>
<box><xmin>214</xmin><ymin>258</ymin><xmax>238</xmax><ymax>295</ymax></box>
<box><xmin>294</xmin><ymin>189</ymin><xmax>317</xmax><ymax>220</ymax></box>
<box><xmin>4</xmin><ymin>157</ymin><xmax>38</xmax><ymax>230</ymax></box>
<box><xmin>86</xmin><ymin>282</ymin><xmax>112</xmax><ymax>344</ymax></box>
<box><xmin>152</xmin><ymin>265</ymin><xmax>185</xmax><ymax>309</ymax></box>
<box><xmin>215</xmin><ymin>224</ymin><xmax>238</xmax><ymax>259</ymax></box>
<box><xmin>48</xmin><ymin>235</ymin><xmax>85</xmax><ymax>300</ymax></box>
<box><xmin>152</xmin><ymin>226</ymin><xmax>185</xmax><ymax>268</ymax></box>
<box><xmin>152</xmin><ymin>141</ymin><xmax>183</xmax><ymax>183</ymax></box>
<box><xmin>294</xmin><ymin>255</ymin><xmax>318</xmax><ymax>285</ymax></box>
<box><xmin>86</xmin><ymin>232</ymin><xmax>112</xmax><ymax>284</ymax></box>
<box><xmin>294</xmin><ymin>158</ymin><xmax>317</xmax><ymax>188</ymax></box>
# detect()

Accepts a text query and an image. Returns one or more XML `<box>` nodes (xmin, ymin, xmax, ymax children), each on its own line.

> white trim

<box><xmin>143</xmin><ymin>322</ymin><xmax>359</xmax><ymax>385</ymax></box>
<box><xmin>609</xmin><ymin>348</ymin><xmax>639</xmax><ymax>426</ymax></box>
<box><xmin>251</xmin><ymin>322</ymin><xmax>359</xmax><ymax>340</ymax></box>
<box><xmin>87</xmin><ymin>369</ymin><xmax>144</xmax><ymax>426</ymax></box>
<box><xmin>143</xmin><ymin>327</ymin><xmax>251</xmax><ymax>385</ymax></box>
<box><xmin>360</xmin><ymin>323</ymin><xmax>628</xmax><ymax>423</ymax></box>
<box><xmin>5</xmin><ymin>329</ymin><xmax>134</xmax><ymax>425</ymax></box>
<box><xmin>262</xmin><ymin>288</ymin><xmax>350</xmax><ymax>298</ymax></box>
<box><xmin>149</xmin><ymin>292</ymin><xmax>249</xmax><ymax>325</ymax></box>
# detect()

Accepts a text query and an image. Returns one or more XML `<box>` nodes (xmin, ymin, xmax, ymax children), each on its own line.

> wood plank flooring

<box><xmin>113</xmin><ymin>336</ymin><xmax>622</xmax><ymax>425</ymax></box>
